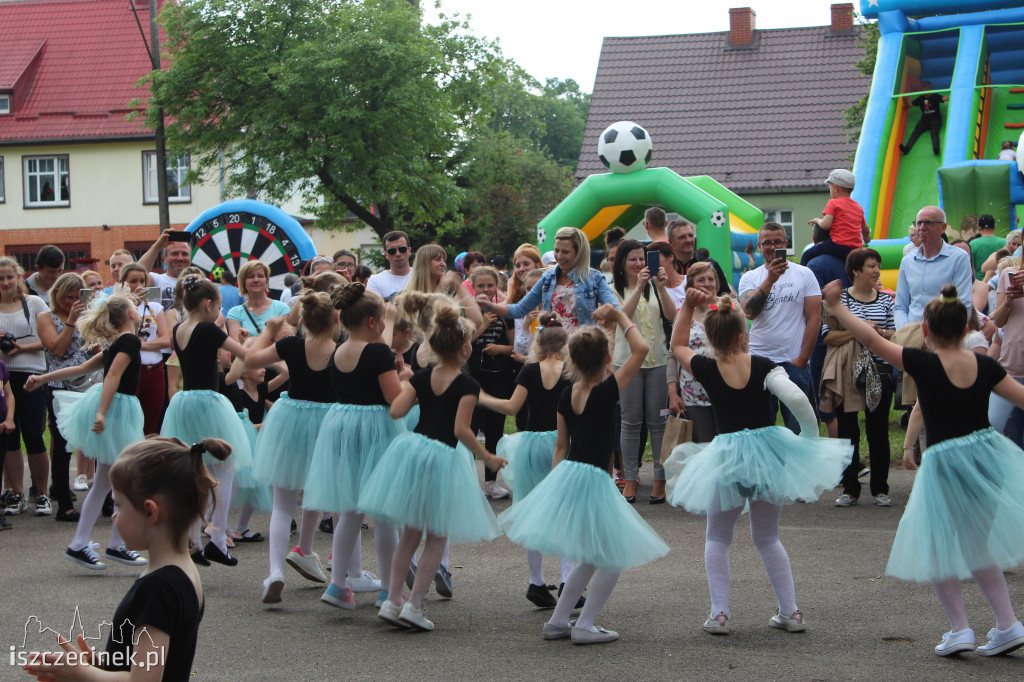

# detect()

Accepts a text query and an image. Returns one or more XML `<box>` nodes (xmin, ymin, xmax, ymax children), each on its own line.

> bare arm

<box><xmin>807</xmin><ymin>214</ymin><xmax>834</xmax><ymax>230</ymax></box>
<box><xmin>453</xmin><ymin>394</ymin><xmax>506</xmax><ymax>472</ymax></box>
<box><xmin>552</xmin><ymin>412</ymin><xmax>569</xmax><ymax>469</ymax></box>
<box><xmin>388</xmin><ymin>381</ymin><xmax>417</xmax><ymax>419</ymax></box>
<box><xmin>140</xmin><ymin>309</ymin><xmax>170</xmax><ymax>353</ymax></box>
<box><xmin>901</xmin><ymin>400</ymin><xmax>923</xmax><ymax>471</ymax></box>
<box><xmin>242</xmin><ymin>319</ymin><xmax>284</xmax><ymax>369</ymax></box>
<box><xmin>793</xmin><ymin>296</ymin><xmax>821</xmax><ymax>368</ymax></box>
<box><xmin>24</xmin><ymin>353</ymin><xmax>105</xmax><ymax>391</ymax></box>
<box><xmin>22</xmin><ymin>628</ymin><xmax>170</xmax><ymax>682</ymax></box>
<box><xmin>478</xmin><ymin>384</ymin><xmax>528</xmax><ymax>416</ymax></box>
<box><xmin>593</xmin><ymin>304</ymin><xmax>649</xmax><ymax>391</ymax></box>
<box><xmin>137</xmin><ymin>230</ymin><xmax>171</xmax><ymax>272</ymax></box>
<box><xmin>822</xmin><ymin>281</ymin><xmax>904</xmax><ymax>369</ymax></box>
<box><xmin>92</xmin><ymin>352</ymin><xmax>131</xmax><ymax>433</ymax></box>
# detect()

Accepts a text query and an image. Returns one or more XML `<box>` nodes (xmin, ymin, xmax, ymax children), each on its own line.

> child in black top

<box><xmin>825</xmin><ymin>281</ymin><xmax>1024</xmax><ymax>657</ymax></box>
<box><xmin>497</xmin><ymin>304</ymin><xmax>669</xmax><ymax>644</ymax></box>
<box><xmin>22</xmin><ymin>436</ymin><xmax>229</xmax><ymax>682</ymax></box>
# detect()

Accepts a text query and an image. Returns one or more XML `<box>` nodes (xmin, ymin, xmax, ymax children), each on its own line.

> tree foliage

<box><xmin>843</xmin><ymin>14</ymin><xmax>880</xmax><ymax>157</ymax></box>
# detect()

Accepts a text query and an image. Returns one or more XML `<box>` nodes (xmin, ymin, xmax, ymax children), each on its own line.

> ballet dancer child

<box><xmin>25</xmin><ymin>295</ymin><xmax>148</xmax><ymax>570</ymax></box>
<box><xmin>304</xmin><ymin>282</ymin><xmax>407</xmax><ymax>610</ymax></box>
<box><xmin>665</xmin><ymin>287</ymin><xmax>850</xmax><ymax>635</ymax></box>
<box><xmin>160</xmin><ymin>275</ymin><xmax>251</xmax><ymax>567</ymax></box>
<box><xmin>246</xmin><ymin>291</ymin><xmax>338</xmax><ymax>602</ymax></box>
<box><xmin>22</xmin><ymin>437</ymin><xmax>228</xmax><ymax>681</ymax></box>
<box><xmin>360</xmin><ymin>294</ymin><xmax>507</xmax><ymax>631</ymax></box>
<box><xmin>824</xmin><ymin>281</ymin><xmax>1024</xmax><ymax>656</ymax></box>
<box><xmin>477</xmin><ymin>313</ymin><xmax>575</xmax><ymax>608</ymax></box>
<box><xmin>498</xmin><ymin>304</ymin><xmax>670</xmax><ymax>644</ymax></box>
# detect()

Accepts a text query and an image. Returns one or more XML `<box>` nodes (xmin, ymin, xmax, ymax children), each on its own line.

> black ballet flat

<box><xmin>648</xmin><ymin>496</ymin><xmax>666</xmax><ymax>505</ymax></box>
<box><xmin>203</xmin><ymin>542</ymin><xmax>238</xmax><ymax>567</ymax></box>
<box><xmin>190</xmin><ymin>549</ymin><xmax>210</xmax><ymax>567</ymax></box>
<box><xmin>624</xmin><ymin>495</ymin><xmax>636</xmax><ymax>504</ymax></box>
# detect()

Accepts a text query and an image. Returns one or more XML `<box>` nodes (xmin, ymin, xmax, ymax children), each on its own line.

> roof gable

<box><xmin>0</xmin><ymin>0</ymin><xmax>161</xmax><ymax>144</ymax></box>
<box><xmin>577</xmin><ymin>25</ymin><xmax>871</xmax><ymax>193</ymax></box>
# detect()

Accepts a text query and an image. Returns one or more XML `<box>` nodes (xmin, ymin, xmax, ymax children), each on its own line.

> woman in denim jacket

<box><xmin>478</xmin><ymin>227</ymin><xmax>619</xmax><ymax>330</ymax></box>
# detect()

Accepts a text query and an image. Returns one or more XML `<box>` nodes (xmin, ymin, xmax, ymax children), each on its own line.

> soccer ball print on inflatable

<box><xmin>597</xmin><ymin>121</ymin><xmax>653</xmax><ymax>174</ymax></box>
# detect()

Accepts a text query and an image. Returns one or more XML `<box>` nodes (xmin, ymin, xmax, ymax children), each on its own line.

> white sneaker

<box><xmin>399</xmin><ymin>601</ymin><xmax>435</xmax><ymax>631</ymax></box>
<box><xmin>378</xmin><ymin>599</ymin><xmax>407</xmax><ymax>627</ymax></box>
<box><xmin>570</xmin><ymin>625</ymin><xmax>619</xmax><ymax>644</ymax></box>
<box><xmin>262</xmin><ymin>573</ymin><xmax>284</xmax><ymax>604</ymax></box>
<box><xmin>873</xmin><ymin>494</ymin><xmax>892</xmax><ymax>506</ymax></box>
<box><xmin>73</xmin><ymin>475</ymin><xmax>89</xmax><ymax>491</ymax></box>
<box><xmin>977</xmin><ymin>622</ymin><xmax>1024</xmax><ymax>656</ymax></box>
<box><xmin>934</xmin><ymin>628</ymin><xmax>975</xmax><ymax>656</ymax></box>
<box><xmin>34</xmin><ymin>494</ymin><xmax>52</xmax><ymax>516</ymax></box>
<box><xmin>346</xmin><ymin>570</ymin><xmax>382</xmax><ymax>593</ymax></box>
<box><xmin>769</xmin><ymin>609</ymin><xmax>806</xmax><ymax>632</ymax></box>
<box><xmin>834</xmin><ymin>494</ymin><xmax>857</xmax><ymax>507</ymax></box>
<box><xmin>285</xmin><ymin>547</ymin><xmax>327</xmax><ymax>583</ymax></box>
<box><xmin>483</xmin><ymin>481</ymin><xmax>510</xmax><ymax>500</ymax></box>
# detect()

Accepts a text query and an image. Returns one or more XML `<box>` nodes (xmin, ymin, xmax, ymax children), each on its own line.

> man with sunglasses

<box><xmin>894</xmin><ymin>206</ymin><xmax>972</xmax><ymax>329</ymax></box>
<box><xmin>366</xmin><ymin>231</ymin><xmax>412</xmax><ymax>301</ymax></box>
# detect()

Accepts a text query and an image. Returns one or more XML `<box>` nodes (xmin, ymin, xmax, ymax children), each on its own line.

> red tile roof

<box><xmin>0</xmin><ymin>0</ymin><xmax>162</xmax><ymax>144</ymax></box>
<box><xmin>577</xmin><ymin>27</ymin><xmax>871</xmax><ymax>193</ymax></box>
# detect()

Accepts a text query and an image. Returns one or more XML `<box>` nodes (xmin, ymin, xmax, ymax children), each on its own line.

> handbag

<box><xmin>660</xmin><ymin>414</ymin><xmax>693</xmax><ymax>463</ymax></box>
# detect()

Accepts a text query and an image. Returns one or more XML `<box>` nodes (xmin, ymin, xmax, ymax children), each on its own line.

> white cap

<box><xmin>826</xmin><ymin>169</ymin><xmax>855</xmax><ymax>188</ymax></box>
<box><xmin>541</xmin><ymin>251</ymin><xmax>556</xmax><ymax>266</ymax></box>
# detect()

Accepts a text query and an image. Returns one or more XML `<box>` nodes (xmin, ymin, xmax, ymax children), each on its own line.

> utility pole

<box><xmin>148</xmin><ymin>0</ymin><xmax>170</xmax><ymax>234</ymax></box>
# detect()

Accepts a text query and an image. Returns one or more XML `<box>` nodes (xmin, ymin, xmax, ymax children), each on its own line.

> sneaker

<box><xmin>405</xmin><ymin>563</ymin><xmax>417</xmax><ymax>590</ymax></box>
<box><xmin>482</xmin><ymin>480</ymin><xmax>510</xmax><ymax>500</ymax></box>
<box><xmin>976</xmin><ymin>622</ymin><xmax>1024</xmax><ymax>656</ymax></box>
<box><xmin>4</xmin><ymin>492</ymin><xmax>26</xmax><ymax>516</ymax></box>
<box><xmin>571</xmin><ymin>625</ymin><xmax>618</xmax><ymax>644</ymax></box>
<box><xmin>399</xmin><ymin>601</ymin><xmax>434</xmax><ymax>631</ymax></box>
<box><xmin>934</xmin><ymin>628</ymin><xmax>975</xmax><ymax>656</ymax></box>
<box><xmin>873</xmin><ymin>494</ymin><xmax>892</xmax><ymax>507</ymax></box>
<box><xmin>286</xmin><ymin>547</ymin><xmax>327</xmax><ymax>583</ymax></box>
<box><xmin>858</xmin><ymin>467</ymin><xmax>870</xmax><ymax>479</ymax></box>
<box><xmin>834</xmin><ymin>494</ymin><xmax>857</xmax><ymax>507</ymax></box>
<box><xmin>346</xmin><ymin>570</ymin><xmax>382</xmax><ymax>593</ymax></box>
<box><xmin>434</xmin><ymin>564</ymin><xmax>453</xmax><ymax>598</ymax></box>
<box><xmin>262</xmin><ymin>573</ymin><xmax>284</xmax><ymax>604</ymax></box>
<box><xmin>320</xmin><ymin>583</ymin><xmax>355</xmax><ymax>610</ymax></box>
<box><xmin>73</xmin><ymin>475</ymin><xmax>89</xmax><ymax>491</ymax></box>
<box><xmin>769</xmin><ymin>609</ymin><xmax>806</xmax><ymax>633</ymax></box>
<box><xmin>527</xmin><ymin>583</ymin><xmax>558</xmax><ymax>608</ymax></box>
<box><xmin>105</xmin><ymin>546</ymin><xmax>148</xmax><ymax>566</ymax></box>
<box><xmin>703</xmin><ymin>611</ymin><xmax>730</xmax><ymax>635</ymax></box>
<box><xmin>542</xmin><ymin>620</ymin><xmax>575</xmax><ymax>640</ymax></box>
<box><xmin>65</xmin><ymin>545</ymin><xmax>106</xmax><ymax>570</ymax></box>
<box><xmin>34</xmin><ymin>494</ymin><xmax>52</xmax><ymax>516</ymax></box>
<box><xmin>378</xmin><ymin>599</ymin><xmax>407</xmax><ymax>628</ymax></box>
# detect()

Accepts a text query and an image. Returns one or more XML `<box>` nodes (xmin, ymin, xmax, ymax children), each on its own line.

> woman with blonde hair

<box><xmin>405</xmin><ymin>244</ymin><xmax>483</xmax><ymax>328</ymax></box>
<box><xmin>226</xmin><ymin>260</ymin><xmax>291</xmax><ymax>342</ymax></box>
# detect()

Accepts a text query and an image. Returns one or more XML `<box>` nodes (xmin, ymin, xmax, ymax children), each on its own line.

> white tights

<box><xmin>527</xmin><ymin>550</ymin><xmax>574</xmax><ymax>586</ymax></box>
<box><xmin>388</xmin><ymin>527</ymin><xmax>446</xmax><ymax>609</ymax></box>
<box><xmin>933</xmin><ymin>565</ymin><xmax>1018</xmax><ymax>632</ymax></box>
<box><xmin>547</xmin><ymin>562</ymin><xmax>620</xmax><ymax>631</ymax></box>
<box><xmin>331</xmin><ymin>511</ymin><xmax>397</xmax><ymax>591</ymax></box>
<box><xmin>70</xmin><ymin>462</ymin><xmax>122</xmax><ymax>552</ymax></box>
<box><xmin>267</xmin><ymin>486</ymin><xmax>319</xmax><ymax>578</ymax></box>
<box><xmin>704</xmin><ymin>501</ymin><xmax>797</xmax><ymax>618</ymax></box>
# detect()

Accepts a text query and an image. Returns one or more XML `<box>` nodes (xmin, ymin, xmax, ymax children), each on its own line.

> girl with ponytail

<box><xmin>23</xmin><ymin>436</ymin><xmax>229</xmax><ymax>681</ymax></box>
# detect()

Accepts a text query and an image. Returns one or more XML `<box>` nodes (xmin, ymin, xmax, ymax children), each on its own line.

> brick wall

<box><xmin>831</xmin><ymin>3</ymin><xmax>854</xmax><ymax>32</ymax></box>
<box><xmin>1</xmin><ymin>223</ymin><xmax>187</xmax><ymax>281</ymax></box>
<box><xmin>729</xmin><ymin>7</ymin><xmax>757</xmax><ymax>46</ymax></box>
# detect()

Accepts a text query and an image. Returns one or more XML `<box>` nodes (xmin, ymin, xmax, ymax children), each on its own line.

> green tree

<box><xmin>143</xmin><ymin>0</ymin><xmax>496</xmax><ymax>240</ymax></box>
<box><xmin>843</xmin><ymin>14</ymin><xmax>880</xmax><ymax>157</ymax></box>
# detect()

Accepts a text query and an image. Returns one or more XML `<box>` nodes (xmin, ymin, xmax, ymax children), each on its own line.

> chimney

<box><xmin>729</xmin><ymin>7</ymin><xmax>757</xmax><ymax>46</ymax></box>
<box><xmin>830</xmin><ymin>3</ymin><xmax>854</xmax><ymax>34</ymax></box>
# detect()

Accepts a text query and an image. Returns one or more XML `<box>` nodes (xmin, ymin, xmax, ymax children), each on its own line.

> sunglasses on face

<box><xmin>386</xmin><ymin>246</ymin><xmax>410</xmax><ymax>256</ymax></box>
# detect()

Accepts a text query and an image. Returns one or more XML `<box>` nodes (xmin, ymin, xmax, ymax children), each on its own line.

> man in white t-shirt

<box><xmin>138</xmin><ymin>230</ymin><xmax>193</xmax><ymax>357</ymax></box>
<box><xmin>738</xmin><ymin>222</ymin><xmax>821</xmax><ymax>434</ymax></box>
<box><xmin>365</xmin><ymin>231</ymin><xmax>412</xmax><ymax>301</ymax></box>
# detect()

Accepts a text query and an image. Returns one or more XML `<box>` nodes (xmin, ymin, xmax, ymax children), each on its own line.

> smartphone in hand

<box><xmin>774</xmin><ymin>248</ymin><xmax>788</xmax><ymax>262</ymax></box>
<box><xmin>646</xmin><ymin>251</ymin><xmax>661</xmax><ymax>277</ymax></box>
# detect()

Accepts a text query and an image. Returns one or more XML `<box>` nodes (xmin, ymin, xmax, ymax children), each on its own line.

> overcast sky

<box><xmin>424</xmin><ymin>1</ymin><xmax>861</xmax><ymax>91</ymax></box>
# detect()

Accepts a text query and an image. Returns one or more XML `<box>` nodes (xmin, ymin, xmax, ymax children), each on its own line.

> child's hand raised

<box><xmin>684</xmin><ymin>287</ymin><xmax>707</xmax><ymax>309</ymax></box>
<box><xmin>821</xmin><ymin>280</ymin><xmax>844</xmax><ymax>307</ymax></box>
<box><xmin>592</xmin><ymin>303</ymin><xmax>620</xmax><ymax>328</ymax></box>
<box><xmin>22</xmin><ymin>633</ymin><xmax>99</xmax><ymax>680</ymax></box>
<box><xmin>484</xmin><ymin>452</ymin><xmax>508</xmax><ymax>473</ymax></box>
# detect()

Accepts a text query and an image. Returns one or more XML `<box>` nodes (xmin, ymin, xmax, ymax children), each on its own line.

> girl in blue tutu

<box><xmin>304</xmin><ymin>282</ymin><xmax>408</xmax><ymax>611</ymax></box>
<box><xmin>665</xmin><ymin>288</ymin><xmax>850</xmax><ymax>636</ymax></box>
<box><xmin>245</xmin><ymin>291</ymin><xmax>338</xmax><ymax>603</ymax></box>
<box><xmin>824</xmin><ymin>281</ymin><xmax>1024</xmax><ymax>657</ymax></box>
<box><xmin>161</xmin><ymin>275</ymin><xmax>250</xmax><ymax>567</ymax></box>
<box><xmin>498</xmin><ymin>304</ymin><xmax>670</xmax><ymax>645</ymax></box>
<box><xmin>25</xmin><ymin>294</ymin><xmax>147</xmax><ymax>570</ymax></box>
<box><xmin>478</xmin><ymin>312</ymin><xmax>575</xmax><ymax>608</ymax></box>
<box><xmin>362</xmin><ymin>294</ymin><xmax>507</xmax><ymax>632</ymax></box>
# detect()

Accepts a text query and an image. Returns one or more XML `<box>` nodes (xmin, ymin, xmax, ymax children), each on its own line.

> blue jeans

<box><xmin>768</xmin><ymin>362</ymin><xmax>816</xmax><ymax>435</ymax></box>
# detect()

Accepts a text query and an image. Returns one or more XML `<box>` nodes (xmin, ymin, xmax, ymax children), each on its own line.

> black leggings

<box><xmin>472</xmin><ymin>370</ymin><xmax>515</xmax><ymax>482</ymax></box>
<box><xmin>837</xmin><ymin>370</ymin><xmax>894</xmax><ymax>498</ymax></box>
<box><xmin>4</xmin><ymin>371</ymin><xmax>46</xmax><ymax>453</ymax></box>
<box><xmin>45</xmin><ymin>386</ymin><xmax>74</xmax><ymax>509</ymax></box>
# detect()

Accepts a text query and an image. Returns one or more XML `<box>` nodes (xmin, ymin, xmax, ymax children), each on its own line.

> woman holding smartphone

<box><xmin>119</xmin><ymin>263</ymin><xmax>170</xmax><ymax>434</ymax></box>
<box><xmin>989</xmin><ymin>256</ymin><xmax>1024</xmax><ymax>446</ymax></box>
<box><xmin>610</xmin><ymin>239</ymin><xmax>675</xmax><ymax>504</ymax></box>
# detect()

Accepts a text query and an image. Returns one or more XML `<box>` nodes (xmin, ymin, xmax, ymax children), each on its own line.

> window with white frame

<box><xmin>143</xmin><ymin>151</ymin><xmax>191</xmax><ymax>203</ymax></box>
<box><xmin>763</xmin><ymin>208</ymin><xmax>794</xmax><ymax>246</ymax></box>
<box><xmin>23</xmin><ymin>155</ymin><xmax>69</xmax><ymax>207</ymax></box>
<box><xmin>0</xmin><ymin>94</ymin><xmax>10</xmax><ymax>115</ymax></box>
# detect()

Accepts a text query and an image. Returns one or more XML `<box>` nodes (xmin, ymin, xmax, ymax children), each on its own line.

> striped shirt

<box><xmin>821</xmin><ymin>288</ymin><xmax>895</xmax><ymax>365</ymax></box>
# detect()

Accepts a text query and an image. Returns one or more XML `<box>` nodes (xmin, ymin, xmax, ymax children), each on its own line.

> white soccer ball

<box><xmin>537</xmin><ymin>227</ymin><xmax>547</xmax><ymax>245</ymax></box>
<box><xmin>710</xmin><ymin>211</ymin><xmax>726</xmax><ymax>228</ymax></box>
<box><xmin>597</xmin><ymin>121</ymin><xmax>653</xmax><ymax>174</ymax></box>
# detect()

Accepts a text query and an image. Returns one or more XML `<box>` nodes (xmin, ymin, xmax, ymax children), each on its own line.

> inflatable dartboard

<box><xmin>184</xmin><ymin>200</ymin><xmax>317</xmax><ymax>298</ymax></box>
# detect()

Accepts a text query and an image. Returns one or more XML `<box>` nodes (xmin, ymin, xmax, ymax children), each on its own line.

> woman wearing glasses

<box><xmin>333</xmin><ymin>249</ymin><xmax>358</xmax><ymax>279</ymax></box>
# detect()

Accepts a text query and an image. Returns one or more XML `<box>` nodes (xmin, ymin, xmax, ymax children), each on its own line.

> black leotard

<box><xmin>103</xmin><ymin>333</ymin><xmax>142</xmax><ymax>395</ymax></box>
<box><xmin>556</xmin><ymin>374</ymin><xmax>619</xmax><ymax>470</ymax></box>
<box><xmin>515</xmin><ymin>362</ymin><xmax>571</xmax><ymax>432</ymax></box>
<box><xmin>690</xmin><ymin>354</ymin><xmax>777</xmax><ymax>433</ymax></box>
<box><xmin>240</xmin><ymin>382</ymin><xmax>269</xmax><ymax>424</ymax></box>
<box><xmin>331</xmin><ymin>343</ymin><xmax>395</xmax><ymax>406</ymax></box>
<box><xmin>274</xmin><ymin>336</ymin><xmax>335</xmax><ymax>403</ymax></box>
<box><xmin>173</xmin><ymin>322</ymin><xmax>226</xmax><ymax>392</ymax></box>
<box><xmin>410</xmin><ymin>368</ymin><xmax>479</xmax><ymax>448</ymax></box>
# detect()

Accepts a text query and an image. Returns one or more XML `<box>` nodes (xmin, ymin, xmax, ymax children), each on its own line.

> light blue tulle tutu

<box><xmin>664</xmin><ymin>426</ymin><xmax>850</xmax><ymax>514</ymax></box>
<box><xmin>359</xmin><ymin>432</ymin><xmax>501</xmax><ymax>543</ymax></box>
<box><xmin>496</xmin><ymin>431</ymin><xmax>556</xmax><ymax>499</ymax></box>
<box><xmin>231</xmin><ymin>414</ymin><xmax>271</xmax><ymax>513</ymax></box>
<box><xmin>887</xmin><ymin>428</ymin><xmax>1024</xmax><ymax>582</ymax></box>
<box><xmin>55</xmin><ymin>384</ymin><xmax>143</xmax><ymax>465</ymax></box>
<box><xmin>499</xmin><ymin>460</ymin><xmax>669</xmax><ymax>571</ymax></box>
<box><xmin>400</xmin><ymin>404</ymin><xmax>420</xmax><ymax>432</ymax></box>
<box><xmin>303</xmin><ymin>404</ymin><xmax>405</xmax><ymax>513</ymax></box>
<box><xmin>252</xmin><ymin>393</ymin><xmax>332</xmax><ymax>490</ymax></box>
<box><xmin>161</xmin><ymin>389</ymin><xmax>252</xmax><ymax>468</ymax></box>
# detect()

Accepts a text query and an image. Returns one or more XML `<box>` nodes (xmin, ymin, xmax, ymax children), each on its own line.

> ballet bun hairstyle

<box><xmin>567</xmin><ymin>325</ymin><xmax>610</xmax><ymax>382</ymax></box>
<box><xmin>299</xmin><ymin>290</ymin><xmax>337</xmax><ymax>337</ymax></box>
<box><xmin>300</xmin><ymin>270</ymin><xmax>347</xmax><ymax>293</ymax></box>
<box><xmin>530</xmin><ymin>312</ymin><xmax>568</xmax><ymax>362</ymax></box>
<box><xmin>395</xmin><ymin>290</ymin><xmax>449</xmax><ymax>335</ymax></box>
<box><xmin>428</xmin><ymin>298</ymin><xmax>475</xmax><ymax>364</ymax></box>
<box><xmin>922</xmin><ymin>284</ymin><xmax>968</xmax><ymax>342</ymax></box>
<box><xmin>331</xmin><ymin>282</ymin><xmax>384</xmax><ymax>330</ymax></box>
<box><xmin>110</xmin><ymin>436</ymin><xmax>231</xmax><ymax>550</ymax></box>
<box><xmin>180</xmin><ymin>273</ymin><xmax>220</xmax><ymax>314</ymax></box>
<box><xmin>77</xmin><ymin>294</ymin><xmax>135</xmax><ymax>348</ymax></box>
<box><xmin>703</xmin><ymin>294</ymin><xmax>747</xmax><ymax>356</ymax></box>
